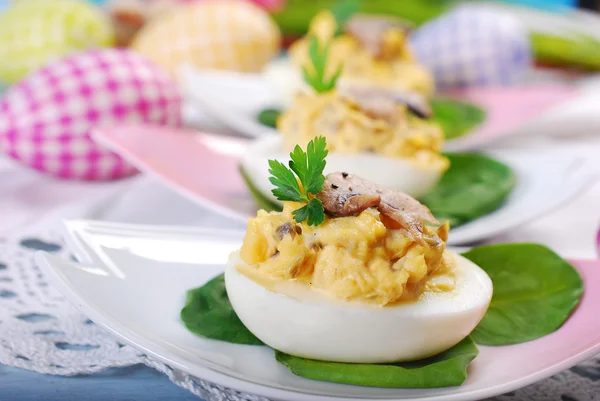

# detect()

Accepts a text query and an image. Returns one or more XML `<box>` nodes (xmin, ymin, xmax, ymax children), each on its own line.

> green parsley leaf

<box><xmin>302</xmin><ymin>36</ymin><xmax>343</xmax><ymax>93</ymax></box>
<box><xmin>289</xmin><ymin>136</ymin><xmax>328</xmax><ymax>195</ymax></box>
<box><xmin>293</xmin><ymin>198</ymin><xmax>325</xmax><ymax>226</ymax></box>
<box><xmin>268</xmin><ymin>159</ymin><xmax>306</xmax><ymax>202</ymax></box>
<box><xmin>291</xmin><ymin>203</ymin><xmax>310</xmax><ymax>224</ymax></box>
<box><xmin>268</xmin><ymin>137</ymin><xmax>328</xmax><ymax>226</ymax></box>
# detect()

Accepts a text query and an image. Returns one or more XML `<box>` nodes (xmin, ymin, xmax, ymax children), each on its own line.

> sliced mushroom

<box><xmin>275</xmin><ymin>223</ymin><xmax>296</xmax><ymax>240</ymax></box>
<box><xmin>317</xmin><ymin>172</ymin><xmax>438</xmax><ymax>244</ymax></box>
<box><xmin>344</xmin><ymin>15</ymin><xmax>410</xmax><ymax>59</ymax></box>
<box><xmin>319</xmin><ymin>192</ymin><xmax>381</xmax><ymax>218</ymax></box>
<box><xmin>337</xmin><ymin>81</ymin><xmax>432</xmax><ymax>120</ymax></box>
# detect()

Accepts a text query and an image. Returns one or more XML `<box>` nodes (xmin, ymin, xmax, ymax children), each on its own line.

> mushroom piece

<box><xmin>317</xmin><ymin>172</ymin><xmax>439</xmax><ymax>244</ymax></box>
<box><xmin>337</xmin><ymin>81</ymin><xmax>432</xmax><ymax>120</ymax></box>
<box><xmin>344</xmin><ymin>15</ymin><xmax>411</xmax><ymax>59</ymax></box>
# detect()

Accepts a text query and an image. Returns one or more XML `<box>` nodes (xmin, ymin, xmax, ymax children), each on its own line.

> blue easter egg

<box><xmin>410</xmin><ymin>5</ymin><xmax>533</xmax><ymax>88</ymax></box>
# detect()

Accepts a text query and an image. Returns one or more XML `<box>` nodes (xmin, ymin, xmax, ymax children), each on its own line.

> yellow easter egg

<box><xmin>0</xmin><ymin>0</ymin><xmax>115</xmax><ymax>84</ymax></box>
<box><xmin>132</xmin><ymin>0</ymin><xmax>281</xmax><ymax>77</ymax></box>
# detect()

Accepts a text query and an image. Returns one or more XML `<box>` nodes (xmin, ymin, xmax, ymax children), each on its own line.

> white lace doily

<box><xmin>1</xmin><ymin>231</ymin><xmax>599</xmax><ymax>401</ymax></box>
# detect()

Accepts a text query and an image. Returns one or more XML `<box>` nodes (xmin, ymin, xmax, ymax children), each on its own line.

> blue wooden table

<box><xmin>0</xmin><ymin>364</ymin><xmax>200</xmax><ymax>401</ymax></box>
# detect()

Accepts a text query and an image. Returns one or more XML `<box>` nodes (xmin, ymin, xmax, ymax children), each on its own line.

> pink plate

<box><xmin>93</xmin><ymin>125</ymin><xmax>253</xmax><ymax>223</ymax></box>
<box><xmin>36</xmin><ymin>220</ymin><xmax>600</xmax><ymax>401</ymax></box>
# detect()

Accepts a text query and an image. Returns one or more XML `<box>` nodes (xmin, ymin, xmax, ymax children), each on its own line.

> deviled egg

<box><xmin>263</xmin><ymin>10</ymin><xmax>434</xmax><ymax>107</ymax></box>
<box><xmin>241</xmin><ymin>80</ymin><xmax>449</xmax><ymax>201</ymax></box>
<box><xmin>226</xmin><ymin>171</ymin><xmax>493</xmax><ymax>364</ymax></box>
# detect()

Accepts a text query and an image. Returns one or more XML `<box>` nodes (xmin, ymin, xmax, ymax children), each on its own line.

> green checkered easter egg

<box><xmin>0</xmin><ymin>0</ymin><xmax>115</xmax><ymax>84</ymax></box>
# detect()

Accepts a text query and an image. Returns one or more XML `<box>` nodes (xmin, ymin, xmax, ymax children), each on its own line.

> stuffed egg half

<box><xmin>263</xmin><ymin>11</ymin><xmax>434</xmax><ymax>108</ymax></box>
<box><xmin>226</xmin><ymin>172</ymin><xmax>492</xmax><ymax>363</ymax></box>
<box><xmin>241</xmin><ymin>82</ymin><xmax>449</xmax><ymax>201</ymax></box>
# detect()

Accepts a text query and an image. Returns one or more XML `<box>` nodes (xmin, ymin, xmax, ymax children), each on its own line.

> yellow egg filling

<box><xmin>239</xmin><ymin>202</ymin><xmax>454</xmax><ymax>306</ymax></box>
<box><xmin>288</xmin><ymin>10</ymin><xmax>434</xmax><ymax>97</ymax></box>
<box><xmin>278</xmin><ymin>90</ymin><xmax>449</xmax><ymax>172</ymax></box>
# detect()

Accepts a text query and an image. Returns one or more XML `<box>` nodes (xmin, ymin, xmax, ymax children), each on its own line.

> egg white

<box><xmin>241</xmin><ymin>135</ymin><xmax>444</xmax><ymax>204</ymax></box>
<box><xmin>225</xmin><ymin>250</ymin><xmax>492</xmax><ymax>363</ymax></box>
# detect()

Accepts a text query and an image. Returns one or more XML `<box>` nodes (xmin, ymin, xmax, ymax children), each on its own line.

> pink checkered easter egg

<box><xmin>0</xmin><ymin>48</ymin><xmax>182</xmax><ymax>180</ymax></box>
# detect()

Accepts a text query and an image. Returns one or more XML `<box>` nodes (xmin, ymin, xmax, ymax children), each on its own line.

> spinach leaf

<box><xmin>276</xmin><ymin>336</ymin><xmax>478</xmax><ymax>388</ymax></box>
<box><xmin>180</xmin><ymin>274</ymin><xmax>264</xmax><ymax>345</ymax></box>
<box><xmin>419</xmin><ymin>153</ymin><xmax>515</xmax><ymax>227</ymax></box>
<box><xmin>257</xmin><ymin>108</ymin><xmax>281</xmax><ymax>129</ymax></box>
<box><xmin>255</xmin><ymin>98</ymin><xmax>486</xmax><ymax>141</ymax></box>
<box><xmin>179</xmin><ymin>244</ymin><xmax>583</xmax><ymax>387</ymax></box>
<box><xmin>430</xmin><ymin>98</ymin><xmax>486</xmax><ymax>140</ymax></box>
<box><xmin>463</xmin><ymin>243</ymin><xmax>584</xmax><ymax>345</ymax></box>
<box><xmin>240</xmin><ymin>166</ymin><xmax>283</xmax><ymax>212</ymax></box>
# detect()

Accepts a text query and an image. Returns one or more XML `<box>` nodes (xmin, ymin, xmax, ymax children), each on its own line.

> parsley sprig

<box><xmin>268</xmin><ymin>137</ymin><xmax>328</xmax><ymax>226</ymax></box>
<box><xmin>302</xmin><ymin>36</ymin><xmax>343</xmax><ymax>93</ymax></box>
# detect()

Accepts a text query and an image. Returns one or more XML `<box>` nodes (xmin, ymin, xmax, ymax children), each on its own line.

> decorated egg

<box><xmin>0</xmin><ymin>0</ymin><xmax>115</xmax><ymax>84</ymax></box>
<box><xmin>132</xmin><ymin>0</ymin><xmax>281</xmax><ymax>77</ymax></box>
<box><xmin>410</xmin><ymin>5</ymin><xmax>533</xmax><ymax>89</ymax></box>
<box><xmin>0</xmin><ymin>49</ymin><xmax>182</xmax><ymax>181</ymax></box>
<box><xmin>109</xmin><ymin>0</ymin><xmax>284</xmax><ymax>47</ymax></box>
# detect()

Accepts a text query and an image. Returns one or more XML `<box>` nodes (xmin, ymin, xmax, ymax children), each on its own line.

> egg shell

<box><xmin>132</xmin><ymin>0</ymin><xmax>281</xmax><ymax>77</ymax></box>
<box><xmin>226</xmin><ymin>251</ymin><xmax>493</xmax><ymax>363</ymax></box>
<box><xmin>0</xmin><ymin>49</ymin><xmax>182</xmax><ymax>180</ymax></box>
<box><xmin>0</xmin><ymin>0</ymin><xmax>115</xmax><ymax>84</ymax></box>
<box><xmin>410</xmin><ymin>5</ymin><xmax>532</xmax><ymax>89</ymax></box>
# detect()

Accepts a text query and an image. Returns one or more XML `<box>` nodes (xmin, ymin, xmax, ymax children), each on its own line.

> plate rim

<box><xmin>92</xmin><ymin>127</ymin><xmax>248</xmax><ymax>226</ymax></box>
<box><xmin>34</xmin><ymin>220</ymin><xmax>600</xmax><ymax>401</ymax></box>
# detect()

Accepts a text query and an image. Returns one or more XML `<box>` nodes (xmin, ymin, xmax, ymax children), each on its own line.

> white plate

<box><xmin>36</xmin><ymin>220</ymin><xmax>600</xmax><ymax>401</ymax></box>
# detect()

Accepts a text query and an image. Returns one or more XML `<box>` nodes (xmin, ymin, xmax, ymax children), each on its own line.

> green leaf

<box><xmin>292</xmin><ymin>203</ymin><xmax>310</xmax><ymax>223</ymax></box>
<box><xmin>430</xmin><ymin>98</ymin><xmax>486</xmax><ymax>140</ymax></box>
<box><xmin>240</xmin><ymin>166</ymin><xmax>283</xmax><ymax>212</ymax></box>
<box><xmin>293</xmin><ymin>198</ymin><xmax>325</xmax><ymax>226</ymax></box>
<box><xmin>268</xmin><ymin>137</ymin><xmax>327</xmax><ymax>225</ymax></box>
<box><xmin>275</xmin><ymin>336</ymin><xmax>478</xmax><ymax>388</ymax></box>
<box><xmin>180</xmin><ymin>274</ymin><xmax>264</xmax><ymax>345</ymax></box>
<box><xmin>462</xmin><ymin>243</ymin><xmax>584</xmax><ymax>345</ymax></box>
<box><xmin>257</xmin><ymin>108</ymin><xmax>281</xmax><ymax>128</ymax></box>
<box><xmin>303</xmin><ymin>36</ymin><xmax>342</xmax><ymax>93</ymax></box>
<box><xmin>419</xmin><ymin>153</ymin><xmax>515</xmax><ymax>227</ymax></box>
<box><xmin>268</xmin><ymin>159</ymin><xmax>306</xmax><ymax>202</ymax></box>
<box><xmin>303</xmin><ymin>136</ymin><xmax>328</xmax><ymax>194</ymax></box>
<box><xmin>288</xmin><ymin>144</ymin><xmax>310</xmax><ymax>190</ymax></box>
<box><xmin>181</xmin><ymin>243</ymin><xmax>583</xmax><ymax>387</ymax></box>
